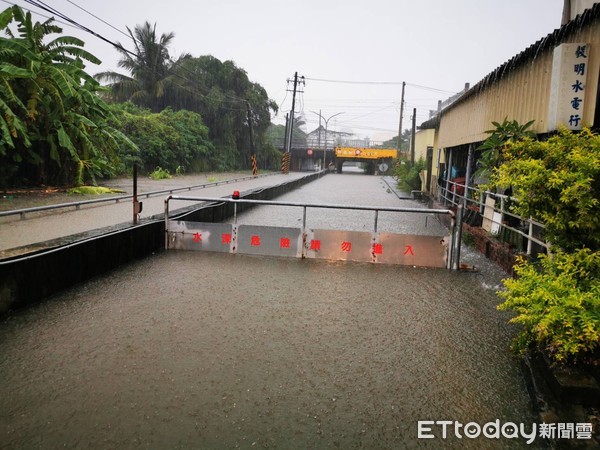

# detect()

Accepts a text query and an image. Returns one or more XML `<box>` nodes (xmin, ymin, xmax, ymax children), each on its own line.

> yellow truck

<box><xmin>334</xmin><ymin>147</ymin><xmax>398</xmax><ymax>174</ymax></box>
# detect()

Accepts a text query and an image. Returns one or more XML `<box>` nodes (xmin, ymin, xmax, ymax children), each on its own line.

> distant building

<box><xmin>305</xmin><ymin>126</ymin><xmax>354</xmax><ymax>149</ymax></box>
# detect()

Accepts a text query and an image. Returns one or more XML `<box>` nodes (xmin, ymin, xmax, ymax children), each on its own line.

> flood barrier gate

<box><xmin>164</xmin><ymin>196</ymin><xmax>459</xmax><ymax>269</ymax></box>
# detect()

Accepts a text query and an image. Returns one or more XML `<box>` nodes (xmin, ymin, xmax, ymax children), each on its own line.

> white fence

<box><xmin>437</xmin><ymin>179</ymin><xmax>549</xmax><ymax>256</ymax></box>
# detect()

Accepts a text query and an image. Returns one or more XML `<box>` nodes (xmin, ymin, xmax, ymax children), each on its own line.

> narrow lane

<box><xmin>0</xmin><ymin>173</ymin><xmax>539</xmax><ymax>448</ymax></box>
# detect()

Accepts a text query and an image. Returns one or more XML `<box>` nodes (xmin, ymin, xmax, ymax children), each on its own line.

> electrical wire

<box><xmin>1</xmin><ymin>0</ymin><xmax>76</xmax><ymax>28</ymax></box>
<box><xmin>305</xmin><ymin>76</ymin><xmax>459</xmax><ymax>95</ymax></box>
<box><xmin>19</xmin><ymin>0</ymin><xmax>250</xmax><ymax>111</ymax></box>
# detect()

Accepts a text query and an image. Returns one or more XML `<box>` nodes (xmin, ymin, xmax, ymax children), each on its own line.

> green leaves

<box><xmin>490</xmin><ymin>127</ymin><xmax>600</xmax><ymax>251</ymax></box>
<box><xmin>0</xmin><ymin>5</ymin><xmax>136</xmax><ymax>187</ymax></box>
<box><xmin>494</xmin><ymin>127</ymin><xmax>600</xmax><ymax>366</ymax></box>
<box><xmin>475</xmin><ymin>118</ymin><xmax>536</xmax><ymax>181</ymax></box>
<box><xmin>498</xmin><ymin>250</ymin><xmax>600</xmax><ymax>364</ymax></box>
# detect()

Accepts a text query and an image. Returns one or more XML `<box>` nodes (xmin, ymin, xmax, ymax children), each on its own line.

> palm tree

<box><xmin>96</xmin><ymin>22</ymin><xmax>188</xmax><ymax>112</ymax></box>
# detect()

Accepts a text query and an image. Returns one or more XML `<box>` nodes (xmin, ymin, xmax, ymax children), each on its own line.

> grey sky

<box><xmin>9</xmin><ymin>0</ymin><xmax>564</xmax><ymax>141</ymax></box>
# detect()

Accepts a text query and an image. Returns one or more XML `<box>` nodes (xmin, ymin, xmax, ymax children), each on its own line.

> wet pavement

<box><xmin>228</xmin><ymin>172</ymin><xmax>449</xmax><ymax>237</ymax></box>
<box><xmin>0</xmin><ymin>172</ymin><xmax>307</xmax><ymax>253</ymax></box>
<box><xmin>0</xmin><ymin>172</ymin><xmax>542</xmax><ymax>448</ymax></box>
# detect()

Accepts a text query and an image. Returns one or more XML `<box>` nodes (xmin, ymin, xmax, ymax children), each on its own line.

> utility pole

<box><xmin>311</xmin><ymin>110</ymin><xmax>344</xmax><ymax>170</ymax></box>
<box><xmin>285</xmin><ymin>72</ymin><xmax>305</xmax><ymax>153</ymax></box>
<box><xmin>317</xmin><ymin>109</ymin><xmax>322</xmax><ymax>167</ymax></box>
<box><xmin>283</xmin><ymin>113</ymin><xmax>289</xmax><ymax>152</ymax></box>
<box><xmin>410</xmin><ymin>107</ymin><xmax>416</xmax><ymax>166</ymax></box>
<box><xmin>246</xmin><ymin>102</ymin><xmax>255</xmax><ymax>157</ymax></box>
<box><xmin>397</xmin><ymin>81</ymin><xmax>406</xmax><ymax>154</ymax></box>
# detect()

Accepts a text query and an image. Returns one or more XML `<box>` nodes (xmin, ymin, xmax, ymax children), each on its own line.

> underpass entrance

<box><xmin>165</xmin><ymin>196</ymin><xmax>459</xmax><ymax>269</ymax></box>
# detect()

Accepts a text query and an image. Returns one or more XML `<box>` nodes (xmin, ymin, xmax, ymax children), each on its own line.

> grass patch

<box><xmin>149</xmin><ymin>167</ymin><xmax>172</xmax><ymax>180</ymax></box>
<box><xmin>67</xmin><ymin>186</ymin><xmax>125</xmax><ymax>195</ymax></box>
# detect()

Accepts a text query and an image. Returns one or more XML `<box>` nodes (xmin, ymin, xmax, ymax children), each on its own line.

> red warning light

<box><xmin>232</xmin><ymin>190</ymin><xmax>240</xmax><ymax>199</ymax></box>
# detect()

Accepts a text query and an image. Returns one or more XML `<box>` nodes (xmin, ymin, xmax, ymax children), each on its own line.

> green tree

<box><xmin>99</xmin><ymin>32</ymin><xmax>278</xmax><ymax>171</ymax></box>
<box><xmin>0</xmin><ymin>6</ymin><xmax>134</xmax><ymax>186</ymax></box>
<box><xmin>381</xmin><ymin>128</ymin><xmax>410</xmax><ymax>151</ymax></box>
<box><xmin>110</xmin><ymin>103</ymin><xmax>215</xmax><ymax>173</ymax></box>
<box><xmin>170</xmin><ymin>56</ymin><xmax>278</xmax><ymax>169</ymax></box>
<box><xmin>96</xmin><ymin>21</ymin><xmax>189</xmax><ymax>112</ymax></box>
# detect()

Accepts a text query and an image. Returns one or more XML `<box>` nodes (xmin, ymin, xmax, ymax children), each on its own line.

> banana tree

<box><xmin>0</xmin><ymin>5</ymin><xmax>136</xmax><ymax>186</ymax></box>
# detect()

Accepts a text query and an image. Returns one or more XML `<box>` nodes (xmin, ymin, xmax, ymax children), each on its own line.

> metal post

<box><xmin>448</xmin><ymin>213</ymin><xmax>456</xmax><ymax>270</ymax></box>
<box><xmin>397</xmin><ymin>81</ymin><xmax>405</xmax><ymax>154</ymax></box>
<box><xmin>410</xmin><ymin>108</ymin><xmax>416</xmax><ymax>165</ymax></box>
<box><xmin>233</xmin><ymin>202</ymin><xmax>238</xmax><ymax>224</ymax></box>
<box><xmin>164</xmin><ymin>197</ymin><xmax>169</xmax><ymax>249</ymax></box>
<box><xmin>463</xmin><ymin>144</ymin><xmax>474</xmax><ymax>209</ymax></box>
<box><xmin>318</xmin><ymin>109</ymin><xmax>323</xmax><ymax>169</ymax></box>
<box><xmin>133</xmin><ymin>163</ymin><xmax>138</xmax><ymax>225</ymax></box>
<box><xmin>527</xmin><ymin>218</ymin><xmax>534</xmax><ymax>256</ymax></box>
<box><xmin>302</xmin><ymin>206</ymin><xmax>307</xmax><ymax>230</ymax></box>
<box><xmin>374</xmin><ymin>210</ymin><xmax>379</xmax><ymax>233</ymax></box>
<box><xmin>444</xmin><ymin>148</ymin><xmax>453</xmax><ymax>205</ymax></box>
<box><xmin>453</xmin><ymin>204</ymin><xmax>464</xmax><ymax>270</ymax></box>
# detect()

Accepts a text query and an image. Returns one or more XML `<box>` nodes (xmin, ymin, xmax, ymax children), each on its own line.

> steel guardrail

<box><xmin>165</xmin><ymin>195</ymin><xmax>458</xmax><ymax>269</ymax></box>
<box><xmin>0</xmin><ymin>172</ymin><xmax>280</xmax><ymax>219</ymax></box>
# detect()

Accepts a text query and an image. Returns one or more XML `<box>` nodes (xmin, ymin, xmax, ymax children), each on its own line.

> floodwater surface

<box><xmin>0</xmin><ymin>174</ymin><xmax>540</xmax><ymax>448</ymax></box>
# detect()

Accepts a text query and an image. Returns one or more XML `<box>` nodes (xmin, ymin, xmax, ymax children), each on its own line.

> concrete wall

<box><xmin>0</xmin><ymin>172</ymin><xmax>324</xmax><ymax>316</ymax></box>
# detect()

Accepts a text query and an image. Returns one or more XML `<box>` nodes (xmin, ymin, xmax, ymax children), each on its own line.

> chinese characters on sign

<box><xmin>179</xmin><ymin>225</ymin><xmax>439</xmax><ymax>265</ymax></box>
<box><xmin>548</xmin><ymin>43</ymin><xmax>588</xmax><ymax>131</ymax></box>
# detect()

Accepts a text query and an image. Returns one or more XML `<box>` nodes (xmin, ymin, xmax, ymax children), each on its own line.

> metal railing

<box><xmin>164</xmin><ymin>195</ymin><xmax>461</xmax><ymax>269</ymax></box>
<box><xmin>437</xmin><ymin>179</ymin><xmax>548</xmax><ymax>255</ymax></box>
<box><xmin>0</xmin><ymin>173</ymin><xmax>279</xmax><ymax>220</ymax></box>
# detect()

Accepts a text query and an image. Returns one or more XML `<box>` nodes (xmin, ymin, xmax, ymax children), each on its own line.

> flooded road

<box><xmin>0</xmin><ymin>173</ymin><xmax>540</xmax><ymax>448</ymax></box>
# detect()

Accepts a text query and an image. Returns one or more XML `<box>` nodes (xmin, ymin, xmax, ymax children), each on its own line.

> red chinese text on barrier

<box><xmin>404</xmin><ymin>245</ymin><xmax>414</xmax><ymax>256</ymax></box>
<box><xmin>193</xmin><ymin>232</ymin><xmax>202</xmax><ymax>243</ymax></box>
<box><xmin>221</xmin><ymin>233</ymin><xmax>232</xmax><ymax>244</ymax></box>
<box><xmin>251</xmin><ymin>235</ymin><xmax>261</xmax><ymax>246</ymax></box>
<box><xmin>310</xmin><ymin>239</ymin><xmax>321</xmax><ymax>251</ymax></box>
<box><xmin>280</xmin><ymin>237</ymin><xmax>291</xmax><ymax>249</ymax></box>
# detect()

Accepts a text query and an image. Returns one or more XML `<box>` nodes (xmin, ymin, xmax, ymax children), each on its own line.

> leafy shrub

<box><xmin>109</xmin><ymin>104</ymin><xmax>216</xmax><ymax>174</ymax></box>
<box><xmin>489</xmin><ymin>127</ymin><xmax>600</xmax><ymax>252</ymax></box>
<box><xmin>394</xmin><ymin>157</ymin><xmax>425</xmax><ymax>192</ymax></box>
<box><xmin>498</xmin><ymin>250</ymin><xmax>600</xmax><ymax>365</ymax></box>
<box><xmin>149</xmin><ymin>167</ymin><xmax>172</xmax><ymax>180</ymax></box>
<box><xmin>489</xmin><ymin>127</ymin><xmax>600</xmax><ymax>365</ymax></box>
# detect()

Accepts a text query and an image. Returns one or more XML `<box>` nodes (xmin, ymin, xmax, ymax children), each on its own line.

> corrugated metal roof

<box><xmin>438</xmin><ymin>3</ymin><xmax>600</xmax><ymax>117</ymax></box>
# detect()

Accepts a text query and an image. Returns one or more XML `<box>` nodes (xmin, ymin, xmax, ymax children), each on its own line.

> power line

<box><xmin>19</xmin><ymin>0</ymin><xmax>249</xmax><ymax>110</ymax></box>
<box><xmin>64</xmin><ymin>0</ymin><xmax>129</xmax><ymax>39</ymax></box>
<box><xmin>305</xmin><ymin>76</ymin><xmax>458</xmax><ymax>95</ymax></box>
<box><xmin>1</xmin><ymin>0</ymin><xmax>77</xmax><ymax>29</ymax></box>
